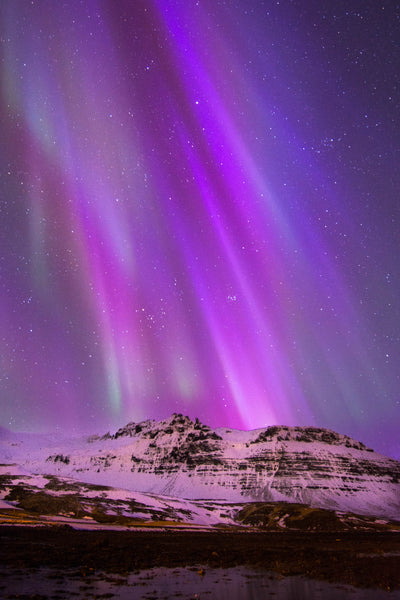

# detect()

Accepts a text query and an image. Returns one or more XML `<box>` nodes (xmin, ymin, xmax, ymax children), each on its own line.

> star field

<box><xmin>0</xmin><ymin>0</ymin><xmax>399</xmax><ymax>458</ymax></box>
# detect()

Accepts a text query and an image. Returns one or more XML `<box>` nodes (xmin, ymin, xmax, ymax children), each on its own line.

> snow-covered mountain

<box><xmin>1</xmin><ymin>414</ymin><xmax>399</xmax><ymax>520</ymax></box>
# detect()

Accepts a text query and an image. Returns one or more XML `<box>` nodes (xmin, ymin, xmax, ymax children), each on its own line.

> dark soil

<box><xmin>0</xmin><ymin>526</ymin><xmax>399</xmax><ymax>590</ymax></box>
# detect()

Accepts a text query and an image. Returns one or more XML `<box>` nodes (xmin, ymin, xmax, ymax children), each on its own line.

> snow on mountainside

<box><xmin>1</xmin><ymin>414</ymin><xmax>399</xmax><ymax>520</ymax></box>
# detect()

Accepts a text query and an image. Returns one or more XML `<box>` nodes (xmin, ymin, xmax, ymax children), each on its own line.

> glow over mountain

<box><xmin>0</xmin><ymin>1</ymin><xmax>399</xmax><ymax>461</ymax></box>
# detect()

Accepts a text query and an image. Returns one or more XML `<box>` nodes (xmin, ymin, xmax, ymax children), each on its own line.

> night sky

<box><xmin>0</xmin><ymin>1</ymin><xmax>399</xmax><ymax>459</ymax></box>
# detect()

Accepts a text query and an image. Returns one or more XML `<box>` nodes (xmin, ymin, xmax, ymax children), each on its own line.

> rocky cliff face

<box><xmin>3</xmin><ymin>413</ymin><xmax>400</xmax><ymax>519</ymax></box>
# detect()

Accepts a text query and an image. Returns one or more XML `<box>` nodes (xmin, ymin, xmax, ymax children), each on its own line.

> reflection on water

<box><xmin>1</xmin><ymin>565</ymin><xmax>399</xmax><ymax>599</ymax></box>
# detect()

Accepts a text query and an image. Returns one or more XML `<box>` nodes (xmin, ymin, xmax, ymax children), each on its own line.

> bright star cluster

<box><xmin>0</xmin><ymin>0</ymin><xmax>399</xmax><ymax>458</ymax></box>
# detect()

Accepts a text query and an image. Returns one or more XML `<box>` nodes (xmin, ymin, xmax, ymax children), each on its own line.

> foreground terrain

<box><xmin>1</xmin><ymin>525</ymin><xmax>399</xmax><ymax>591</ymax></box>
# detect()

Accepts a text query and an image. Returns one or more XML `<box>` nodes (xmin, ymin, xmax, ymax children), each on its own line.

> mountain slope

<box><xmin>1</xmin><ymin>414</ymin><xmax>399</xmax><ymax>520</ymax></box>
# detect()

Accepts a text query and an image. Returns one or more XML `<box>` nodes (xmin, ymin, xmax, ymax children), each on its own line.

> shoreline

<box><xmin>1</xmin><ymin>525</ymin><xmax>399</xmax><ymax>591</ymax></box>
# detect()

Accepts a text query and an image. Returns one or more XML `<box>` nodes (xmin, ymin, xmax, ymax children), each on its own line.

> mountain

<box><xmin>1</xmin><ymin>414</ymin><xmax>399</xmax><ymax>520</ymax></box>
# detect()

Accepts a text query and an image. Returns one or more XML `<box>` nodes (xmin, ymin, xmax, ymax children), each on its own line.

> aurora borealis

<box><xmin>0</xmin><ymin>1</ymin><xmax>399</xmax><ymax>458</ymax></box>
